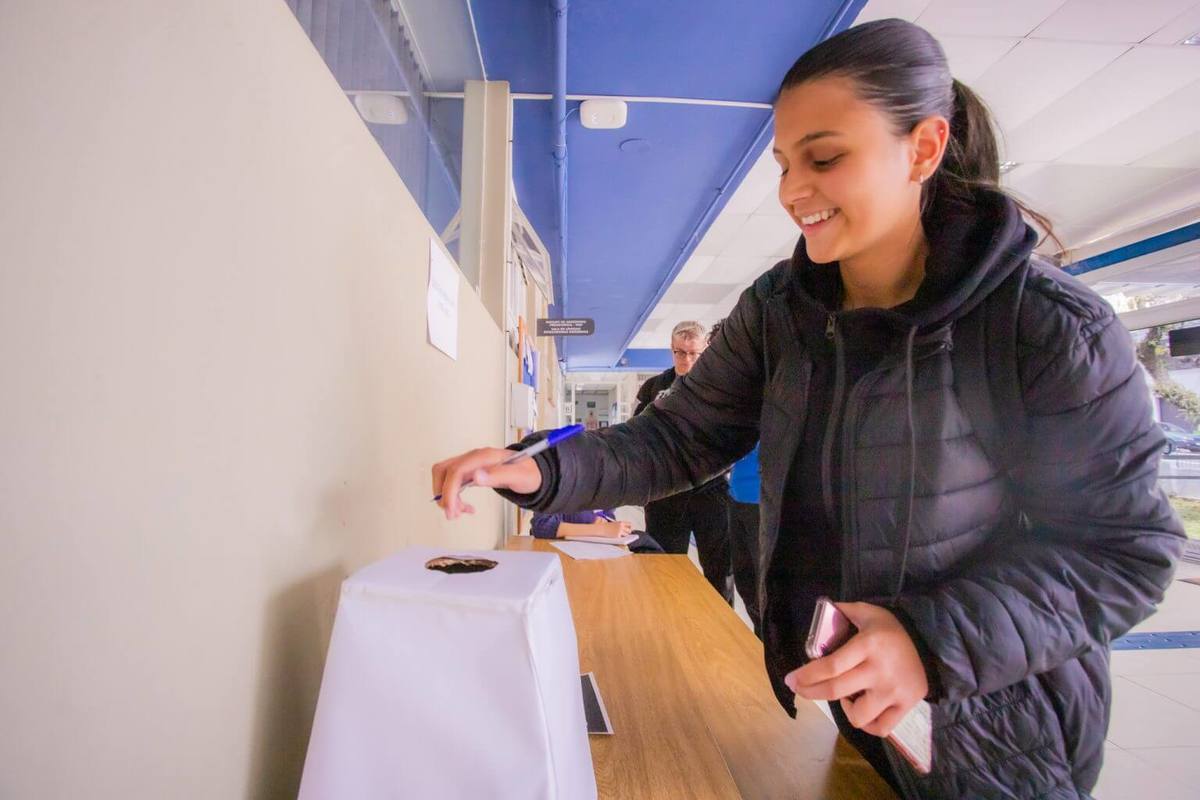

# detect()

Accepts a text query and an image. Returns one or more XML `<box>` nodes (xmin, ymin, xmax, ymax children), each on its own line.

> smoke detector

<box><xmin>580</xmin><ymin>99</ymin><xmax>628</xmax><ymax>130</ymax></box>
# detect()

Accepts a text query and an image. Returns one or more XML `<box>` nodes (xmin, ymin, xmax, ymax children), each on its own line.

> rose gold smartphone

<box><xmin>805</xmin><ymin>596</ymin><xmax>856</xmax><ymax>660</ymax></box>
<box><xmin>804</xmin><ymin>596</ymin><xmax>932</xmax><ymax>775</ymax></box>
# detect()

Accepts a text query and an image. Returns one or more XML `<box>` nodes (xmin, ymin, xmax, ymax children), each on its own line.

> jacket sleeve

<box><xmin>500</xmin><ymin>282</ymin><xmax>769</xmax><ymax>513</ymax></box>
<box><xmin>894</xmin><ymin>282</ymin><xmax>1185</xmax><ymax>703</ymax></box>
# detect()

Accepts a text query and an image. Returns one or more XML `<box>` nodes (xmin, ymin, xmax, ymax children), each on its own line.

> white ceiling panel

<box><xmin>628</xmin><ymin>330</ymin><xmax>661</xmax><ymax>348</ymax></box>
<box><xmin>1010</xmin><ymin>164</ymin><xmax>1198</xmax><ymax>246</ymax></box>
<box><xmin>1000</xmin><ymin>161</ymin><xmax>1052</xmax><ymax>192</ymax></box>
<box><xmin>661</xmin><ymin>282</ymin><xmax>744</xmax><ymax>304</ymax></box>
<box><xmin>699</xmin><ymin>254</ymin><xmax>779</xmax><ymax>285</ymax></box>
<box><xmin>916</xmin><ymin>0</ymin><xmax>1063</xmax><ymax>37</ymax></box>
<box><xmin>645</xmin><ymin>302</ymin><xmax>718</xmax><ymax>325</ymax></box>
<box><xmin>853</xmin><ymin>0</ymin><xmax>933</xmax><ymax>25</ymax></box>
<box><xmin>1145</xmin><ymin>4</ymin><xmax>1200</xmax><ymax>43</ymax></box>
<box><xmin>1004</xmin><ymin>45</ymin><xmax>1200</xmax><ymax>162</ymax></box>
<box><xmin>715</xmin><ymin>286</ymin><xmax>748</xmax><ymax>318</ymax></box>
<box><xmin>673</xmin><ymin>254</ymin><xmax>717</xmax><ymax>283</ymax></box>
<box><xmin>1094</xmin><ymin>255</ymin><xmax>1200</xmax><ymax>286</ymax></box>
<box><xmin>722</xmin><ymin>213</ymin><xmax>800</xmax><ymax>258</ymax></box>
<box><xmin>1061</xmin><ymin>79</ymin><xmax>1200</xmax><ymax>165</ymax></box>
<box><xmin>754</xmin><ymin>188</ymin><xmax>791</xmax><ymax>219</ymax></box>
<box><xmin>720</xmin><ymin>146</ymin><xmax>781</xmax><ymax>215</ymax></box>
<box><xmin>1135</xmin><ymin>131</ymin><xmax>1200</xmax><ymax>169</ymax></box>
<box><xmin>1005</xmin><ymin>163</ymin><xmax>1186</xmax><ymax>227</ymax></box>
<box><xmin>973</xmin><ymin>40</ymin><xmax>1129</xmax><ymax>134</ymax></box>
<box><xmin>937</xmin><ymin>36</ymin><xmax>1020</xmax><ymax>83</ymax></box>
<box><xmin>1078</xmin><ymin>238</ymin><xmax>1200</xmax><ymax>283</ymax></box>
<box><xmin>1067</xmin><ymin>169</ymin><xmax>1200</xmax><ymax>244</ymax></box>
<box><xmin>1030</xmin><ymin>0</ymin><xmax>1196</xmax><ymax>44</ymax></box>
<box><xmin>692</xmin><ymin>212</ymin><xmax>748</xmax><ymax>257</ymax></box>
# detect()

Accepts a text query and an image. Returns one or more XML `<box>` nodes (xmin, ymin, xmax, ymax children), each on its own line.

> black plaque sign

<box><xmin>536</xmin><ymin>318</ymin><xmax>595</xmax><ymax>336</ymax></box>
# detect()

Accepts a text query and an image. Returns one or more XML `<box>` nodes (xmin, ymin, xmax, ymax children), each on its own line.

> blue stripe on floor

<box><xmin>1112</xmin><ymin>631</ymin><xmax>1200</xmax><ymax>651</ymax></box>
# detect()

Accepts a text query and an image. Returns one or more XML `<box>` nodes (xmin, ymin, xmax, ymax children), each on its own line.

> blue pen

<box><xmin>433</xmin><ymin>424</ymin><xmax>586</xmax><ymax>502</ymax></box>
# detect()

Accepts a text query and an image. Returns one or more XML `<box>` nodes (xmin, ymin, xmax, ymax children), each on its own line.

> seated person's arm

<box><xmin>558</xmin><ymin>519</ymin><xmax>632</xmax><ymax>539</ymax></box>
<box><xmin>529</xmin><ymin>513</ymin><xmax>562</xmax><ymax>539</ymax></box>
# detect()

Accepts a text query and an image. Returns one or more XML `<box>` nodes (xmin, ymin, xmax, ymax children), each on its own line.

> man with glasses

<box><xmin>633</xmin><ymin>321</ymin><xmax>734</xmax><ymax>603</ymax></box>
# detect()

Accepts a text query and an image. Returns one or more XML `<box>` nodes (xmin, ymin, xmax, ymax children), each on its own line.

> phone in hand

<box><xmin>805</xmin><ymin>596</ymin><xmax>857</xmax><ymax>659</ymax></box>
<box><xmin>803</xmin><ymin>596</ymin><xmax>932</xmax><ymax>775</ymax></box>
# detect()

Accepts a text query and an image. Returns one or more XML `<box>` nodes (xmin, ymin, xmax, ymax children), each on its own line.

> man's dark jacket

<box><xmin>634</xmin><ymin>367</ymin><xmax>676</xmax><ymax>417</ymax></box>
<box><xmin>505</xmin><ymin>191</ymin><xmax>1183</xmax><ymax>798</ymax></box>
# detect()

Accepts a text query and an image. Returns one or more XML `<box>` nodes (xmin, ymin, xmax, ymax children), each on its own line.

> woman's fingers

<box><xmin>432</xmin><ymin>448</ymin><xmax>544</xmax><ymax>519</ymax></box>
<box><xmin>841</xmin><ymin>690</ymin><xmax>892</xmax><ymax>732</ymax></box>
<box><xmin>792</xmin><ymin>661</ymin><xmax>874</xmax><ymax>702</ymax></box>
<box><xmin>861</xmin><ymin>703</ymin><xmax>909</xmax><ymax>738</ymax></box>
<box><xmin>433</xmin><ymin>448</ymin><xmax>506</xmax><ymax>518</ymax></box>
<box><xmin>431</xmin><ymin>460</ymin><xmax>448</xmax><ymax>496</ymax></box>
<box><xmin>787</xmin><ymin>633</ymin><xmax>869</xmax><ymax>691</ymax></box>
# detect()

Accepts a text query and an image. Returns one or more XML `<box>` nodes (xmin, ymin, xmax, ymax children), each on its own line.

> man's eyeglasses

<box><xmin>672</xmin><ymin>349</ymin><xmax>703</xmax><ymax>359</ymax></box>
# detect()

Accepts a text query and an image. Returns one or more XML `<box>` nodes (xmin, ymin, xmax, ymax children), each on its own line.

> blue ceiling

<box><xmin>471</xmin><ymin>0</ymin><xmax>866</xmax><ymax>369</ymax></box>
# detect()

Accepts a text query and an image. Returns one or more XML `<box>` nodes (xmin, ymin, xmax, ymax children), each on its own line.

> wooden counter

<box><xmin>506</xmin><ymin>537</ymin><xmax>896</xmax><ymax>799</ymax></box>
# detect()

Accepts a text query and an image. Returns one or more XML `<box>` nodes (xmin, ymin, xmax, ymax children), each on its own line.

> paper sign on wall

<box><xmin>427</xmin><ymin>239</ymin><xmax>459</xmax><ymax>360</ymax></box>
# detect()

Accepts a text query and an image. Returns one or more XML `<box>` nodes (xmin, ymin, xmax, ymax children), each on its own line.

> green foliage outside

<box><xmin>1137</xmin><ymin>325</ymin><xmax>1200</xmax><ymax>428</ymax></box>
<box><xmin>1168</xmin><ymin>495</ymin><xmax>1200</xmax><ymax>540</ymax></box>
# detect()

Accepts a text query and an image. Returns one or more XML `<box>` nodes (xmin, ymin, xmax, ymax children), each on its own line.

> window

<box><xmin>285</xmin><ymin>0</ymin><xmax>480</xmax><ymax>263</ymax></box>
<box><xmin>1131</xmin><ymin>318</ymin><xmax>1200</xmax><ymax>541</ymax></box>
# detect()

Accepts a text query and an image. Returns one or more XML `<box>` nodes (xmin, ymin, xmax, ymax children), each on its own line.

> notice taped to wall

<box><xmin>427</xmin><ymin>239</ymin><xmax>459</xmax><ymax>360</ymax></box>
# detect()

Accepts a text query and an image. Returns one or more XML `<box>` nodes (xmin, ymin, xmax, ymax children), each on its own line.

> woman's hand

<box><xmin>784</xmin><ymin>602</ymin><xmax>929</xmax><ymax>737</ymax></box>
<box><xmin>592</xmin><ymin>520</ymin><xmax>633</xmax><ymax>538</ymax></box>
<box><xmin>431</xmin><ymin>448</ymin><xmax>542</xmax><ymax>519</ymax></box>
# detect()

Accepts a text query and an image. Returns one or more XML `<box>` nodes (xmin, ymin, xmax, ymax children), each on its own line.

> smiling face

<box><xmin>772</xmin><ymin>76</ymin><xmax>941</xmax><ymax>266</ymax></box>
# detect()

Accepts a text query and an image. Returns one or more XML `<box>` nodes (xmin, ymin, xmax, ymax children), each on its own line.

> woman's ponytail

<box><xmin>939</xmin><ymin>79</ymin><xmax>1061</xmax><ymax>250</ymax></box>
<box><xmin>944</xmin><ymin>79</ymin><xmax>999</xmax><ymax>188</ymax></box>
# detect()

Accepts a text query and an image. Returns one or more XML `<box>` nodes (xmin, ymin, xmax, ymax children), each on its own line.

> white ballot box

<box><xmin>298</xmin><ymin>547</ymin><xmax>596</xmax><ymax>800</ymax></box>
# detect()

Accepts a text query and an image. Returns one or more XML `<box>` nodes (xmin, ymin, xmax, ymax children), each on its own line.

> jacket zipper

<box><xmin>821</xmin><ymin>314</ymin><xmax>845</xmax><ymax>527</ymax></box>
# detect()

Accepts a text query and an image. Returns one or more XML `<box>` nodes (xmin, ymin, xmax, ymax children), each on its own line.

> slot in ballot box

<box><xmin>298</xmin><ymin>547</ymin><xmax>596</xmax><ymax>800</ymax></box>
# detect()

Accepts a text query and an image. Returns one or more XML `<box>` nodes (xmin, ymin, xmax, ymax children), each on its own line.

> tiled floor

<box><xmin>643</xmin><ymin>503</ymin><xmax>1200</xmax><ymax>799</ymax></box>
<box><xmin>1094</xmin><ymin>559</ymin><xmax>1200</xmax><ymax>799</ymax></box>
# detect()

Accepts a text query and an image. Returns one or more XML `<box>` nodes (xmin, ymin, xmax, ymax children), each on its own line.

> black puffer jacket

<box><xmin>508</xmin><ymin>192</ymin><xmax>1184</xmax><ymax>799</ymax></box>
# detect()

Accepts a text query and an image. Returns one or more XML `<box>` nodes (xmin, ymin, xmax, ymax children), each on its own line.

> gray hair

<box><xmin>670</xmin><ymin>321</ymin><xmax>706</xmax><ymax>341</ymax></box>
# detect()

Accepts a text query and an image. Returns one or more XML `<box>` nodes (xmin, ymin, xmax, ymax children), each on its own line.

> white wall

<box><xmin>0</xmin><ymin>1</ymin><xmax>507</xmax><ymax>797</ymax></box>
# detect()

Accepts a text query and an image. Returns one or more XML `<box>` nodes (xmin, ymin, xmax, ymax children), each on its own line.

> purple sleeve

<box><xmin>530</xmin><ymin>513</ymin><xmax>562</xmax><ymax>539</ymax></box>
<box><xmin>531</xmin><ymin>510</ymin><xmax>608</xmax><ymax>538</ymax></box>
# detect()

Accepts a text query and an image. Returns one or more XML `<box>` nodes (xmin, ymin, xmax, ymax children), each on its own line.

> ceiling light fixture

<box><xmin>999</xmin><ymin>161</ymin><xmax>1020</xmax><ymax>174</ymax></box>
<box><xmin>1181</xmin><ymin>31</ymin><xmax>1200</xmax><ymax>45</ymax></box>
<box><xmin>353</xmin><ymin>93</ymin><xmax>409</xmax><ymax>125</ymax></box>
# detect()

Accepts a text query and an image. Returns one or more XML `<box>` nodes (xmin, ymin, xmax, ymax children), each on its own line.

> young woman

<box><xmin>432</xmin><ymin>19</ymin><xmax>1183</xmax><ymax>799</ymax></box>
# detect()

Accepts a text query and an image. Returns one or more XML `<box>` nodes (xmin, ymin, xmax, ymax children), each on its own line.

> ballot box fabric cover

<box><xmin>298</xmin><ymin>547</ymin><xmax>596</xmax><ymax>800</ymax></box>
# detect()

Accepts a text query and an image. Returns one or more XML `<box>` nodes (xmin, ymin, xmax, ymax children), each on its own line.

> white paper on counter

<box><xmin>551</xmin><ymin>541</ymin><xmax>633</xmax><ymax>560</ymax></box>
<box><xmin>562</xmin><ymin>533</ymin><xmax>639</xmax><ymax>547</ymax></box>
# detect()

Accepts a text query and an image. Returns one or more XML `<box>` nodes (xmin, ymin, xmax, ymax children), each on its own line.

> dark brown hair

<box><xmin>707</xmin><ymin>319</ymin><xmax>724</xmax><ymax>344</ymax></box>
<box><xmin>778</xmin><ymin>18</ymin><xmax>1059</xmax><ymax>252</ymax></box>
